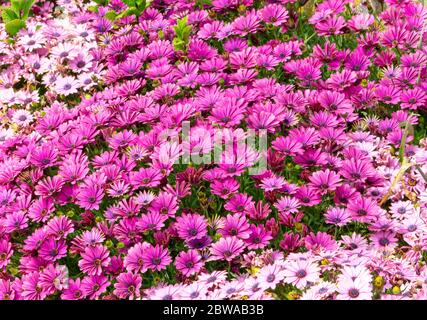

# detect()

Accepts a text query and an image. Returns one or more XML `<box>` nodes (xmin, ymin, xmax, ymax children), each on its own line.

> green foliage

<box><xmin>195</xmin><ymin>0</ymin><xmax>212</xmax><ymax>9</ymax></box>
<box><xmin>105</xmin><ymin>10</ymin><xmax>118</xmax><ymax>21</ymax></box>
<box><xmin>92</xmin><ymin>0</ymin><xmax>109</xmax><ymax>5</ymax></box>
<box><xmin>399</xmin><ymin>120</ymin><xmax>414</xmax><ymax>163</ymax></box>
<box><xmin>2</xmin><ymin>7</ymin><xmax>19</xmax><ymax>21</ymax></box>
<box><xmin>11</xmin><ymin>0</ymin><xmax>34</xmax><ymax>19</ymax></box>
<box><xmin>173</xmin><ymin>16</ymin><xmax>192</xmax><ymax>51</ymax></box>
<box><xmin>1</xmin><ymin>0</ymin><xmax>35</xmax><ymax>36</ymax></box>
<box><xmin>4</xmin><ymin>18</ymin><xmax>25</xmax><ymax>36</ymax></box>
<box><xmin>115</xmin><ymin>0</ymin><xmax>151</xmax><ymax>19</ymax></box>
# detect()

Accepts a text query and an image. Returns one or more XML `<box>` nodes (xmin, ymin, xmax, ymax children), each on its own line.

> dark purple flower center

<box><xmin>296</xmin><ymin>269</ymin><xmax>307</xmax><ymax>278</ymax></box>
<box><xmin>350</xmin><ymin>173</ymin><xmax>361</xmax><ymax>179</ymax></box>
<box><xmin>379</xmin><ymin>238</ymin><xmax>389</xmax><ymax>246</ymax></box>
<box><xmin>348</xmin><ymin>288</ymin><xmax>359</xmax><ymax>298</ymax></box>
<box><xmin>408</xmin><ymin>225</ymin><xmax>417</xmax><ymax>232</ymax></box>
<box><xmin>266</xmin><ymin>274</ymin><xmax>275</xmax><ymax>282</ymax></box>
<box><xmin>302</xmin><ymin>197</ymin><xmax>310</xmax><ymax>203</ymax></box>
<box><xmin>318</xmin><ymin>287</ymin><xmax>328</xmax><ymax>294</ymax></box>
<box><xmin>223</xmin><ymin>250</ymin><xmax>232</xmax><ymax>257</ymax></box>
<box><xmin>371</xmin><ymin>190</ymin><xmax>379</xmax><ymax>196</ymax></box>
<box><xmin>357</xmin><ymin>209</ymin><xmax>367</xmax><ymax>216</ymax></box>
<box><xmin>349</xmin><ymin>243</ymin><xmax>358</xmax><ymax>250</ymax></box>
<box><xmin>226</xmin><ymin>287</ymin><xmax>236</xmax><ymax>294</ymax></box>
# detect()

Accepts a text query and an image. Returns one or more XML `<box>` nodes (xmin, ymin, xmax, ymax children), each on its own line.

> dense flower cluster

<box><xmin>0</xmin><ymin>0</ymin><xmax>427</xmax><ymax>300</ymax></box>
<box><xmin>0</xmin><ymin>1</ymin><xmax>103</xmax><ymax>136</ymax></box>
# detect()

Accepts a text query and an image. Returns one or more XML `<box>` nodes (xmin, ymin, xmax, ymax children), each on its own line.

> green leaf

<box><xmin>399</xmin><ymin>121</ymin><xmax>413</xmax><ymax>163</ymax></box>
<box><xmin>10</xmin><ymin>0</ymin><xmax>35</xmax><ymax>19</ymax></box>
<box><xmin>121</xmin><ymin>0</ymin><xmax>137</xmax><ymax>6</ymax></box>
<box><xmin>173</xmin><ymin>38</ymin><xmax>185</xmax><ymax>51</ymax></box>
<box><xmin>136</xmin><ymin>0</ymin><xmax>151</xmax><ymax>10</ymax></box>
<box><xmin>10</xmin><ymin>0</ymin><xmax>21</xmax><ymax>13</ymax></box>
<box><xmin>105</xmin><ymin>10</ymin><xmax>117</xmax><ymax>21</ymax></box>
<box><xmin>174</xmin><ymin>16</ymin><xmax>191</xmax><ymax>40</ymax></box>
<box><xmin>18</xmin><ymin>0</ymin><xmax>35</xmax><ymax>19</ymax></box>
<box><xmin>5</xmin><ymin>18</ymin><xmax>26</xmax><ymax>36</ymax></box>
<box><xmin>301</xmin><ymin>0</ymin><xmax>316</xmax><ymax>18</ymax></box>
<box><xmin>1</xmin><ymin>7</ymin><xmax>19</xmax><ymax>23</ymax></box>
<box><xmin>87</xmin><ymin>5</ymin><xmax>98</xmax><ymax>13</ymax></box>
<box><xmin>195</xmin><ymin>0</ymin><xmax>212</xmax><ymax>8</ymax></box>
<box><xmin>173</xmin><ymin>16</ymin><xmax>192</xmax><ymax>51</ymax></box>
<box><xmin>115</xmin><ymin>7</ymin><xmax>138</xmax><ymax>19</ymax></box>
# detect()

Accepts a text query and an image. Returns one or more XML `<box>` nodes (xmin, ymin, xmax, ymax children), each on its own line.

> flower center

<box><xmin>379</xmin><ymin>238</ymin><xmax>389</xmax><ymax>246</ymax></box>
<box><xmin>357</xmin><ymin>209</ymin><xmax>367</xmax><ymax>216</ymax></box>
<box><xmin>348</xmin><ymin>288</ymin><xmax>359</xmax><ymax>298</ymax></box>
<box><xmin>296</xmin><ymin>270</ymin><xmax>307</xmax><ymax>278</ymax></box>
<box><xmin>266</xmin><ymin>274</ymin><xmax>275</xmax><ymax>282</ymax></box>
<box><xmin>408</xmin><ymin>225</ymin><xmax>417</xmax><ymax>232</ymax></box>
<box><xmin>223</xmin><ymin>250</ymin><xmax>232</xmax><ymax>257</ymax></box>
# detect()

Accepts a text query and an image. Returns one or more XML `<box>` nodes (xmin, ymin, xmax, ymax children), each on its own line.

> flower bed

<box><xmin>0</xmin><ymin>0</ymin><xmax>427</xmax><ymax>300</ymax></box>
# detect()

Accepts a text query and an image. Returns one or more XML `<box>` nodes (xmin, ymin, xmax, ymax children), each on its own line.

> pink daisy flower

<box><xmin>78</xmin><ymin>245</ymin><xmax>111</xmax><ymax>276</ymax></box>
<box><xmin>283</xmin><ymin>259</ymin><xmax>320</xmax><ymax>289</ymax></box>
